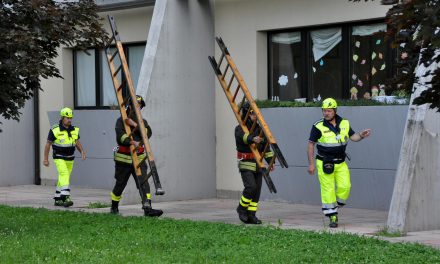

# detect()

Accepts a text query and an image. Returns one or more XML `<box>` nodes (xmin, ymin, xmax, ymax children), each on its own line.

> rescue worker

<box><xmin>43</xmin><ymin>107</ymin><xmax>86</xmax><ymax>207</ymax></box>
<box><xmin>110</xmin><ymin>95</ymin><xmax>163</xmax><ymax>217</ymax></box>
<box><xmin>307</xmin><ymin>98</ymin><xmax>371</xmax><ymax>228</ymax></box>
<box><xmin>235</xmin><ymin>101</ymin><xmax>274</xmax><ymax>224</ymax></box>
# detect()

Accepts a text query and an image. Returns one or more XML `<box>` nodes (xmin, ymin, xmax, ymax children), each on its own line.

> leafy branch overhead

<box><xmin>0</xmin><ymin>0</ymin><xmax>109</xmax><ymax>129</ymax></box>
<box><xmin>350</xmin><ymin>0</ymin><xmax>440</xmax><ymax>111</ymax></box>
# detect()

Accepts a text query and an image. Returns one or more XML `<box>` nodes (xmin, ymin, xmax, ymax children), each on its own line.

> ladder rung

<box><xmin>238</xmin><ymin>97</ymin><xmax>246</xmax><ymax>111</ymax></box>
<box><xmin>127</xmin><ymin>126</ymin><xmax>138</xmax><ymax>138</ymax></box>
<box><xmin>227</xmin><ymin>74</ymin><xmax>235</xmax><ymax>90</ymax></box>
<box><xmin>137</xmin><ymin>155</ymin><xmax>148</xmax><ymax>168</ymax></box>
<box><xmin>109</xmin><ymin>50</ymin><xmax>118</xmax><ymax>63</ymax></box>
<box><xmin>117</xmin><ymin>80</ymin><xmax>126</xmax><ymax>92</ymax></box>
<box><xmin>105</xmin><ymin>36</ymin><xmax>115</xmax><ymax>49</ymax></box>
<box><xmin>260</xmin><ymin>142</ymin><xmax>270</xmax><ymax>162</ymax></box>
<box><xmin>232</xmin><ymin>85</ymin><xmax>240</xmax><ymax>101</ymax></box>
<box><xmin>121</xmin><ymin>96</ymin><xmax>131</xmax><ymax>107</ymax></box>
<box><xmin>113</xmin><ymin>65</ymin><xmax>122</xmax><ymax>77</ymax></box>
<box><xmin>222</xmin><ymin>64</ymin><xmax>229</xmax><ymax>80</ymax></box>
<box><xmin>249</xmin><ymin>119</ymin><xmax>257</xmax><ymax>133</ymax></box>
<box><xmin>218</xmin><ymin>54</ymin><xmax>225</xmax><ymax>67</ymax></box>
<box><xmin>243</xmin><ymin>107</ymin><xmax>251</xmax><ymax>123</ymax></box>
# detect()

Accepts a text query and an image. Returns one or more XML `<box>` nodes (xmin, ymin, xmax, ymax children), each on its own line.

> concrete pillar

<box><xmin>121</xmin><ymin>0</ymin><xmax>216</xmax><ymax>204</ymax></box>
<box><xmin>387</xmin><ymin>50</ymin><xmax>440</xmax><ymax>232</ymax></box>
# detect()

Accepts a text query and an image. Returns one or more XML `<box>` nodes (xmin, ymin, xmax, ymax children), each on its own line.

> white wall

<box><xmin>214</xmin><ymin>0</ymin><xmax>389</xmax><ymax>192</ymax></box>
<box><xmin>39</xmin><ymin>7</ymin><xmax>153</xmax><ymax>185</ymax></box>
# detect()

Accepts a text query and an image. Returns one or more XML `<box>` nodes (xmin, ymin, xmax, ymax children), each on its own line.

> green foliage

<box><xmin>256</xmin><ymin>99</ymin><xmax>400</xmax><ymax>108</ymax></box>
<box><xmin>87</xmin><ymin>202</ymin><xmax>111</xmax><ymax>209</ymax></box>
<box><xmin>1</xmin><ymin>205</ymin><xmax>440</xmax><ymax>263</ymax></box>
<box><xmin>0</xmin><ymin>0</ymin><xmax>109</xmax><ymax>131</ymax></box>
<box><xmin>377</xmin><ymin>226</ymin><xmax>406</xmax><ymax>237</ymax></box>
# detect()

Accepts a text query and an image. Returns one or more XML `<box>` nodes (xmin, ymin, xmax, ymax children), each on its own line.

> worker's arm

<box><xmin>43</xmin><ymin>141</ymin><xmax>52</xmax><ymax>167</ymax></box>
<box><xmin>307</xmin><ymin>141</ymin><xmax>316</xmax><ymax>175</ymax></box>
<box><xmin>350</xmin><ymin>129</ymin><xmax>371</xmax><ymax>142</ymax></box>
<box><xmin>143</xmin><ymin>119</ymin><xmax>152</xmax><ymax>139</ymax></box>
<box><xmin>75</xmin><ymin>140</ymin><xmax>86</xmax><ymax>160</ymax></box>
<box><xmin>235</xmin><ymin>126</ymin><xmax>262</xmax><ymax>145</ymax></box>
<box><xmin>116</xmin><ymin>118</ymin><xmax>132</xmax><ymax>146</ymax></box>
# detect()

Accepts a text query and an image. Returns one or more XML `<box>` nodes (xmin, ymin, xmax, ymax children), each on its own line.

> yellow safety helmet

<box><xmin>322</xmin><ymin>98</ymin><xmax>338</xmax><ymax>109</ymax></box>
<box><xmin>60</xmin><ymin>107</ymin><xmax>73</xmax><ymax>118</ymax></box>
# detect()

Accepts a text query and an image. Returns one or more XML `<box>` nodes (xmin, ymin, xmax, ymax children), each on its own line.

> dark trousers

<box><xmin>240</xmin><ymin>170</ymin><xmax>263</xmax><ymax>202</ymax></box>
<box><xmin>112</xmin><ymin>162</ymin><xmax>151</xmax><ymax>201</ymax></box>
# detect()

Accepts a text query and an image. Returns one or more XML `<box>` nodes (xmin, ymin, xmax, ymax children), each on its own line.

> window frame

<box><xmin>267</xmin><ymin>19</ymin><xmax>395</xmax><ymax>101</ymax></box>
<box><xmin>73</xmin><ymin>41</ymin><xmax>146</xmax><ymax>110</ymax></box>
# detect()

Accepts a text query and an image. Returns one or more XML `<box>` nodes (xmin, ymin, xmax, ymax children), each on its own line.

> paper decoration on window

<box><xmin>352</xmin><ymin>74</ymin><xmax>357</xmax><ymax>80</ymax></box>
<box><xmin>378</xmin><ymin>53</ymin><xmax>383</xmax><ymax>59</ymax></box>
<box><xmin>361</xmin><ymin>59</ymin><xmax>366</xmax><ymax>65</ymax></box>
<box><xmin>371</xmin><ymin>86</ymin><xmax>379</xmax><ymax>98</ymax></box>
<box><xmin>312</xmin><ymin>67</ymin><xmax>316</xmax><ymax>73</ymax></box>
<box><xmin>371</xmin><ymin>67</ymin><xmax>377</xmax><ymax>75</ymax></box>
<box><xmin>357</xmin><ymin>79</ymin><xmax>363</xmax><ymax>87</ymax></box>
<box><xmin>372</xmin><ymin>52</ymin><xmax>377</xmax><ymax>60</ymax></box>
<box><xmin>353</xmin><ymin>54</ymin><xmax>359</xmax><ymax>62</ymax></box>
<box><xmin>278</xmin><ymin>75</ymin><xmax>288</xmax><ymax>86</ymax></box>
<box><xmin>355</xmin><ymin>41</ymin><xmax>360</xmax><ymax>48</ymax></box>
<box><xmin>401</xmin><ymin>52</ymin><xmax>408</xmax><ymax>59</ymax></box>
<box><xmin>400</xmin><ymin>43</ymin><xmax>406</xmax><ymax>48</ymax></box>
<box><xmin>376</xmin><ymin>39</ymin><xmax>381</xmax><ymax>45</ymax></box>
<box><xmin>380</xmin><ymin>64</ymin><xmax>386</xmax><ymax>70</ymax></box>
<box><xmin>293</xmin><ymin>72</ymin><xmax>298</xmax><ymax>79</ymax></box>
<box><xmin>363</xmin><ymin>92</ymin><xmax>371</xmax><ymax>100</ymax></box>
<box><xmin>350</xmin><ymin>87</ymin><xmax>358</xmax><ymax>100</ymax></box>
<box><xmin>320</xmin><ymin>59</ymin><xmax>324</xmax><ymax>66</ymax></box>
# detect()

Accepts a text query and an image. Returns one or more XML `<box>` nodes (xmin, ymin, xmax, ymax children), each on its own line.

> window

<box><xmin>74</xmin><ymin>43</ymin><xmax>146</xmax><ymax>108</ymax></box>
<box><xmin>269</xmin><ymin>22</ymin><xmax>393</xmax><ymax>101</ymax></box>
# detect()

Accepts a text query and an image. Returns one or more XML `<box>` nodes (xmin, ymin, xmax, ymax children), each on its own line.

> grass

<box><xmin>255</xmin><ymin>99</ymin><xmax>408</xmax><ymax>108</ymax></box>
<box><xmin>376</xmin><ymin>226</ymin><xmax>406</xmax><ymax>238</ymax></box>
<box><xmin>1</xmin><ymin>205</ymin><xmax>439</xmax><ymax>263</ymax></box>
<box><xmin>87</xmin><ymin>202</ymin><xmax>111</xmax><ymax>209</ymax></box>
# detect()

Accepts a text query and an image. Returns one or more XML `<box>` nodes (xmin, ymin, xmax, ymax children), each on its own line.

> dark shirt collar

<box><xmin>58</xmin><ymin>120</ymin><xmax>74</xmax><ymax>132</ymax></box>
<box><xmin>323</xmin><ymin>115</ymin><xmax>342</xmax><ymax>134</ymax></box>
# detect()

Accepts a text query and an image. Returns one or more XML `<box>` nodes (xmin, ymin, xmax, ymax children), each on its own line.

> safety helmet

<box><xmin>60</xmin><ymin>107</ymin><xmax>73</xmax><ymax>118</ymax></box>
<box><xmin>321</xmin><ymin>98</ymin><xmax>338</xmax><ymax>109</ymax></box>
<box><xmin>127</xmin><ymin>95</ymin><xmax>146</xmax><ymax>109</ymax></box>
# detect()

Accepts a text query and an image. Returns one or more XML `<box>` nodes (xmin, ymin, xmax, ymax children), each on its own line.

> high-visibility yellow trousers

<box><xmin>54</xmin><ymin>159</ymin><xmax>74</xmax><ymax>197</ymax></box>
<box><xmin>316</xmin><ymin>159</ymin><xmax>351</xmax><ymax>215</ymax></box>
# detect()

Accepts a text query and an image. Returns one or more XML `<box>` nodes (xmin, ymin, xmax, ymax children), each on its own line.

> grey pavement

<box><xmin>1</xmin><ymin>185</ymin><xmax>440</xmax><ymax>249</ymax></box>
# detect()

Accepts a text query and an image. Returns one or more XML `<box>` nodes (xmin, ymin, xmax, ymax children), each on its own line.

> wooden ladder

<box><xmin>209</xmin><ymin>37</ymin><xmax>288</xmax><ymax>193</ymax></box>
<box><xmin>105</xmin><ymin>15</ymin><xmax>164</xmax><ymax>196</ymax></box>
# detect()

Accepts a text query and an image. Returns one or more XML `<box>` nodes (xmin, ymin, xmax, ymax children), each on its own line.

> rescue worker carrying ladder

<box><xmin>235</xmin><ymin>102</ymin><xmax>274</xmax><ymax>224</ymax></box>
<box><xmin>307</xmin><ymin>98</ymin><xmax>371</xmax><ymax>228</ymax></box>
<box><xmin>110</xmin><ymin>95</ymin><xmax>163</xmax><ymax>217</ymax></box>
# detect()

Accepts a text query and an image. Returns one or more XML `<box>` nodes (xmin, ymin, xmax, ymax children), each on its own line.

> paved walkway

<box><xmin>1</xmin><ymin>185</ymin><xmax>440</xmax><ymax>249</ymax></box>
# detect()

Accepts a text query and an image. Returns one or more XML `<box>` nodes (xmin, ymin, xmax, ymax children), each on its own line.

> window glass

<box><xmin>100</xmin><ymin>48</ymin><xmax>119</xmax><ymax>107</ymax></box>
<box><xmin>128</xmin><ymin>45</ymin><xmax>146</xmax><ymax>90</ymax></box>
<box><xmin>269</xmin><ymin>32</ymin><xmax>303</xmax><ymax>100</ymax></box>
<box><xmin>350</xmin><ymin>24</ymin><xmax>388</xmax><ymax>99</ymax></box>
<box><xmin>310</xmin><ymin>28</ymin><xmax>342</xmax><ymax>99</ymax></box>
<box><xmin>75</xmin><ymin>50</ymin><xmax>96</xmax><ymax>106</ymax></box>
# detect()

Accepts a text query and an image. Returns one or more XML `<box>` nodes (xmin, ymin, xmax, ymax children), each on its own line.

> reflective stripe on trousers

<box><xmin>316</xmin><ymin>159</ymin><xmax>350</xmax><ymax>215</ymax></box>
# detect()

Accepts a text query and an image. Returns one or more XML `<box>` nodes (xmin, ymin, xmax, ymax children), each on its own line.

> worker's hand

<box><xmin>81</xmin><ymin>152</ymin><xmax>86</xmax><ymax>160</ymax></box>
<box><xmin>360</xmin><ymin>129</ymin><xmax>371</xmax><ymax>139</ymax></box>
<box><xmin>43</xmin><ymin>160</ymin><xmax>49</xmax><ymax>167</ymax></box>
<box><xmin>307</xmin><ymin>164</ymin><xmax>315</xmax><ymax>175</ymax></box>
<box><xmin>125</xmin><ymin>118</ymin><xmax>138</xmax><ymax>128</ymax></box>
<box><xmin>130</xmin><ymin>140</ymin><xmax>140</xmax><ymax>148</ymax></box>
<box><xmin>270</xmin><ymin>165</ymin><xmax>275</xmax><ymax>172</ymax></box>
<box><xmin>252</xmin><ymin>136</ymin><xmax>263</xmax><ymax>144</ymax></box>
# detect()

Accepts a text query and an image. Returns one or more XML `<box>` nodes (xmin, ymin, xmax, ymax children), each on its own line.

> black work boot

<box><xmin>329</xmin><ymin>215</ymin><xmax>338</xmax><ymax>228</ymax></box>
<box><xmin>110</xmin><ymin>200</ymin><xmax>119</xmax><ymax>215</ymax></box>
<box><xmin>236</xmin><ymin>205</ymin><xmax>249</xmax><ymax>223</ymax></box>
<box><xmin>54</xmin><ymin>197</ymin><xmax>64</xmax><ymax>206</ymax></box>
<box><xmin>60</xmin><ymin>195</ymin><xmax>73</xmax><ymax>207</ymax></box>
<box><xmin>247</xmin><ymin>211</ymin><xmax>262</xmax><ymax>225</ymax></box>
<box><xmin>143</xmin><ymin>200</ymin><xmax>163</xmax><ymax>217</ymax></box>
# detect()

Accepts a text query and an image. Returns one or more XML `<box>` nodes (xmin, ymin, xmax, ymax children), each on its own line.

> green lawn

<box><xmin>0</xmin><ymin>205</ymin><xmax>438</xmax><ymax>263</ymax></box>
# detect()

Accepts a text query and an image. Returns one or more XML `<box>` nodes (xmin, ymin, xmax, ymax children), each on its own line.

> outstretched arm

<box><xmin>350</xmin><ymin>129</ymin><xmax>371</xmax><ymax>142</ymax></box>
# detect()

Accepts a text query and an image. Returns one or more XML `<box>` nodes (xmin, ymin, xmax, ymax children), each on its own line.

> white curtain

<box><xmin>352</xmin><ymin>23</ymin><xmax>387</xmax><ymax>36</ymax></box>
<box><xmin>128</xmin><ymin>45</ymin><xmax>146</xmax><ymax>89</ymax></box>
<box><xmin>310</xmin><ymin>27</ymin><xmax>342</xmax><ymax>62</ymax></box>
<box><xmin>271</xmin><ymin>32</ymin><xmax>301</xmax><ymax>44</ymax></box>
<box><xmin>75</xmin><ymin>49</ymin><xmax>96</xmax><ymax>106</ymax></box>
<box><xmin>101</xmin><ymin>48</ymin><xmax>119</xmax><ymax>107</ymax></box>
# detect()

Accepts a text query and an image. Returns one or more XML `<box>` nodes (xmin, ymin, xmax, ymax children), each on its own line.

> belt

<box><xmin>316</xmin><ymin>155</ymin><xmax>345</xmax><ymax>164</ymax></box>
<box><xmin>118</xmin><ymin>145</ymin><xmax>145</xmax><ymax>154</ymax></box>
<box><xmin>237</xmin><ymin>152</ymin><xmax>255</xmax><ymax>160</ymax></box>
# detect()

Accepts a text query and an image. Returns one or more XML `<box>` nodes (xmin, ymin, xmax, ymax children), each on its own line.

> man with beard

<box><xmin>307</xmin><ymin>98</ymin><xmax>371</xmax><ymax>228</ymax></box>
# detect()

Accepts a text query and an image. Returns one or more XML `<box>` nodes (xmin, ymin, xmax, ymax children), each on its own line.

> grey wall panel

<box><xmin>259</xmin><ymin>106</ymin><xmax>408</xmax><ymax>211</ymax></box>
<box><xmin>0</xmin><ymin>99</ymin><xmax>34</xmax><ymax>186</ymax></box>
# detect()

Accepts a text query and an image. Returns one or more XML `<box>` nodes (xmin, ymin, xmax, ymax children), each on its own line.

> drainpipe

<box><xmin>34</xmin><ymin>87</ymin><xmax>41</xmax><ymax>185</ymax></box>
